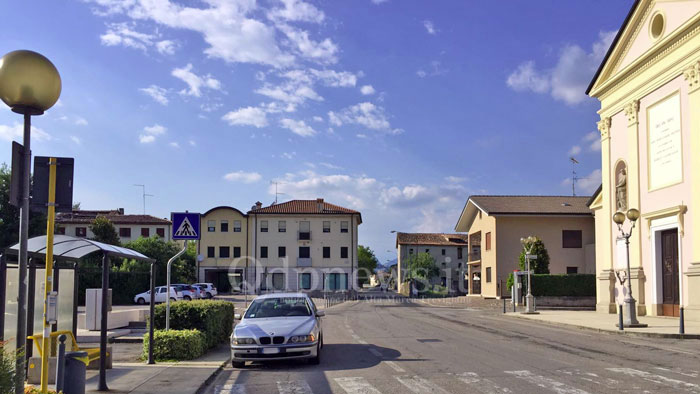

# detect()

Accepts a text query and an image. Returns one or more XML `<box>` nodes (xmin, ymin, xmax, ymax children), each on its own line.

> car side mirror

<box><xmin>234</xmin><ymin>313</ymin><xmax>242</xmax><ymax>320</ymax></box>
<box><xmin>316</xmin><ymin>310</ymin><xmax>325</xmax><ymax>317</ymax></box>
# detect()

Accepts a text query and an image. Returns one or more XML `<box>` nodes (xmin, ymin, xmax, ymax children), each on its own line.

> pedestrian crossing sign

<box><xmin>171</xmin><ymin>212</ymin><xmax>201</xmax><ymax>240</ymax></box>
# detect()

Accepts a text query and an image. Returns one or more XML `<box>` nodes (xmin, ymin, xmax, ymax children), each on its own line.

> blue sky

<box><xmin>0</xmin><ymin>0</ymin><xmax>633</xmax><ymax>263</ymax></box>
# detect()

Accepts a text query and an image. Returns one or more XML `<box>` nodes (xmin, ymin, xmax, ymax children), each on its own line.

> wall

<box><xmin>396</xmin><ymin>243</ymin><xmax>467</xmax><ymax>293</ymax></box>
<box><xmin>465</xmin><ymin>210</ymin><xmax>497</xmax><ymax>297</ymax></box>
<box><xmin>198</xmin><ymin>208</ymin><xmax>249</xmax><ymax>275</ymax></box>
<box><xmin>58</xmin><ymin>223</ymin><xmax>172</xmax><ymax>242</ymax></box>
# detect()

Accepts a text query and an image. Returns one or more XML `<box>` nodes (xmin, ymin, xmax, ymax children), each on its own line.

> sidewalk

<box><xmin>85</xmin><ymin>344</ymin><xmax>230</xmax><ymax>394</ymax></box>
<box><xmin>505</xmin><ymin>310</ymin><xmax>700</xmax><ymax>339</ymax></box>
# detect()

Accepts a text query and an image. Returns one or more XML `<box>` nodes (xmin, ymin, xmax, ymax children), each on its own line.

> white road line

<box><xmin>607</xmin><ymin>368</ymin><xmax>700</xmax><ymax>393</ymax></box>
<box><xmin>655</xmin><ymin>367</ymin><xmax>700</xmax><ymax>378</ymax></box>
<box><xmin>335</xmin><ymin>377</ymin><xmax>382</xmax><ymax>394</ymax></box>
<box><xmin>395</xmin><ymin>375</ymin><xmax>450</xmax><ymax>394</ymax></box>
<box><xmin>452</xmin><ymin>372</ymin><xmax>512</xmax><ymax>393</ymax></box>
<box><xmin>358</xmin><ymin>339</ymin><xmax>368</xmax><ymax>344</ymax></box>
<box><xmin>557</xmin><ymin>369</ymin><xmax>619</xmax><ymax>388</ymax></box>
<box><xmin>368</xmin><ymin>348</ymin><xmax>382</xmax><ymax>357</ymax></box>
<box><xmin>385</xmin><ymin>361</ymin><xmax>406</xmax><ymax>373</ymax></box>
<box><xmin>504</xmin><ymin>370</ymin><xmax>590</xmax><ymax>394</ymax></box>
<box><xmin>277</xmin><ymin>380</ymin><xmax>314</xmax><ymax>394</ymax></box>
<box><xmin>215</xmin><ymin>384</ymin><xmax>247</xmax><ymax>394</ymax></box>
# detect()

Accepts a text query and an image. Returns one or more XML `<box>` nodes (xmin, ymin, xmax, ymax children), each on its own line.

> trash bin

<box><xmin>63</xmin><ymin>351</ymin><xmax>88</xmax><ymax>394</ymax></box>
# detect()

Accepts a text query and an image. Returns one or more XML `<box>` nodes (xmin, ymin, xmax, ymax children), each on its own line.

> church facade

<box><xmin>587</xmin><ymin>0</ymin><xmax>700</xmax><ymax>321</ymax></box>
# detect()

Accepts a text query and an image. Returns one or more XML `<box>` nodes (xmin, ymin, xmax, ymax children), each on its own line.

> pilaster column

<box><xmin>683</xmin><ymin>61</ymin><xmax>700</xmax><ymax>321</ymax></box>
<box><xmin>625</xmin><ymin>100</ymin><xmax>645</xmax><ymax>304</ymax></box>
<box><xmin>597</xmin><ymin>117</ymin><xmax>616</xmax><ymax>313</ymax></box>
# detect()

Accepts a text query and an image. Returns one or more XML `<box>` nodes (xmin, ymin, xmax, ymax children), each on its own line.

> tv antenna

<box><xmin>133</xmin><ymin>184</ymin><xmax>154</xmax><ymax>214</ymax></box>
<box><xmin>570</xmin><ymin>157</ymin><xmax>579</xmax><ymax>196</ymax></box>
<box><xmin>270</xmin><ymin>181</ymin><xmax>286</xmax><ymax>204</ymax></box>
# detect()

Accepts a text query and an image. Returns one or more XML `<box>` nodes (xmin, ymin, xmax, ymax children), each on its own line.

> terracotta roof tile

<box><xmin>396</xmin><ymin>233</ymin><xmax>468</xmax><ymax>246</ymax></box>
<box><xmin>56</xmin><ymin>210</ymin><xmax>171</xmax><ymax>225</ymax></box>
<box><xmin>248</xmin><ymin>199</ymin><xmax>362</xmax><ymax>224</ymax></box>
<box><xmin>469</xmin><ymin>195</ymin><xmax>592</xmax><ymax>216</ymax></box>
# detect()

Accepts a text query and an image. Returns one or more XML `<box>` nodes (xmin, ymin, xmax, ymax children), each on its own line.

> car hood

<box><xmin>234</xmin><ymin>316</ymin><xmax>316</xmax><ymax>338</ymax></box>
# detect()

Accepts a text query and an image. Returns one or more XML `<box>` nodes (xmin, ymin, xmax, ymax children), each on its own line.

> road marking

<box><xmin>385</xmin><ymin>361</ymin><xmax>406</xmax><ymax>373</ymax></box>
<box><xmin>358</xmin><ymin>339</ymin><xmax>368</xmax><ymax>344</ymax></box>
<box><xmin>607</xmin><ymin>368</ymin><xmax>700</xmax><ymax>393</ymax></box>
<box><xmin>655</xmin><ymin>367</ymin><xmax>700</xmax><ymax>378</ymax></box>
<box><xmin>504</xmin><ymin>370</ymin><xmax>590</xmax><ymax>394</ymax></box>
<box><xmin>557</xmin><ymin>369</ymin><xmax>619</xmax><ymax>388</ymax></box>
<box><xmin>277</xmin><ymin>380</ymin><xmax>313</xmax><ymax>394</ymax></box>
<box><xmin>452</xmin><ymin>372</ymin><xmax>512</xmax><ymax>393</ymax></box>
<box><xmin>215</xmin><ymin>384</ymin><xmax>247</xmax><ymax>394</ymax></box>
<box><xmin>396</xmin><ymin>375</ymin><xmax>450</xmax><ymax>394</ymax></box>
<box><xmin>335</xmin><ymin>377</ymin><xmax>382</xmax><ymax>394</ymax></box>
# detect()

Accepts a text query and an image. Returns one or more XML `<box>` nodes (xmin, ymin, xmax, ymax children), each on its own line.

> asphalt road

<box><xmin>205</xmin><ymin>294</ymin><xmax>700</xmax><ymax>394</ymax></box>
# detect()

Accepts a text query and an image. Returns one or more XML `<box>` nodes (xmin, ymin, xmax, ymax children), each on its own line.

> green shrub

<box><xmin>1</xmin><ymin>342</ymin><xmax>17</xmax><ymax>394</ymax></box>
<box><xmin>530</xmin><ymin>274</ymin><xmax>595</xmax><ymax>297</ymax></box>
<box><xmin>143</xmin><ymin>329</ymin><xmax>206</xmax><ymax>361</ymax></box>
<box><xmin>152</xmin><ymin>300</ymin><xmax>233</xmax><ymax>348</ymax></box>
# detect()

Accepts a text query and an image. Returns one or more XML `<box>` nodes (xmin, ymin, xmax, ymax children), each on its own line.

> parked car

<box><xmin>172</xmin><ymin>284</ymin><xmax>197</xmax><ymax>300</ymax></box>
<box><xmin>194</xmin><ymin>283</ymin><xmax>217</xmax><ymax>298</ymax></box>
<box><xmin>134</xmin><ymin>286</ymin><xmax>183</xmax><ymax>304</ymax></box>
<box><xmin>191</xmin><ymin>284</ymin><xmax>207</xmax><ymax>299</ymax></box>
<box><xmin>230</xmin><ymin>293</ymin><xmax>324</xmax><ymax>368</ymax></box>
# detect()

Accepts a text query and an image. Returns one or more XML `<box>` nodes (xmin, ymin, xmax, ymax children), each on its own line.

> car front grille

<box><xmin>273</xmin><ymin>336</ymin><xmax>285</xmax><ymax>344</ymax></box>
<box><xmin>259</xmin><ymin>337</ymin><xmax>271</xmax><ymax>345</ymax></box>
<box><xmin>258</xmin><ymin>336</ymin><xmax>286</xmax><ymax>345</ymax></box>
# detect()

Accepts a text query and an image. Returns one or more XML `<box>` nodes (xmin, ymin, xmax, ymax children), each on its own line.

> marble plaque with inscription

<box><xmin>648</xmin><ymin>93</ymin><xmax>682</xmax><ymax>190</ymax></box>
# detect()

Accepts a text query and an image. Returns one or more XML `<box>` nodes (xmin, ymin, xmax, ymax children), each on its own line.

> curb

<box><xmin>505</xmin><ymin>313</ymin><xmax>700</xmax><ymax>340</ymax></box>
<box><xmin>195</xmin><ymin>353</ymin><xmax>231</xmax><ymax>394</ymax></box>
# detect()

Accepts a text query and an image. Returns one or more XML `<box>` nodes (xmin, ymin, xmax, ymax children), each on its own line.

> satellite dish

<box><xmin>197</xmin><ymin>254</ymin><xmax>205</xmax><ymax>262</ymax></box>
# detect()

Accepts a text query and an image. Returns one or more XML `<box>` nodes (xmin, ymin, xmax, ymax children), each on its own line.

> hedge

<box><xmin>142</xmin><ymin>329</ymin><xmax>207</xmax><ymax>361</ymax></box>
<box><xmin>78</xmin><ymin>268</ymin><xmax>150</xmax><ymax>305</ymax></box>
<box><xmin>152</xmin><ymin>300</ymin><xmax>234</xmax><ymax>348</ymax></box>
<box><xmin>530</xmin><ymin>274</ymin><xmax>595</xmax><ymax>297</ymax></box>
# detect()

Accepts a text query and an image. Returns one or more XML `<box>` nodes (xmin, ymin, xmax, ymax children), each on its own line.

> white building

<box><xmin>395</xmin><ymin>233</ymin><xmax>468</xmax><ymax>294</ymax></box>
<box><xmin>247</xmin><ymin>199</ymin><xmax>361</xmax><ymax>295</ymax></box>
<box><xmin>56</xmin><ymin>209</ymin><xmax>172</xmax><ymax>242</ymax></box>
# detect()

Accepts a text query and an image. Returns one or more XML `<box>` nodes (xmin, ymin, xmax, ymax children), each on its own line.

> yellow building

<box><xmin>455</xmin><ymin>196</ymin><xmax>595</xmax><ymax>298</ymax></box>
<box><xmin>197</xmin><ymin>206</ymin><xmax>249</xmax><ymax>292</ymax></box>
<box><xmin>587</xmin><ymin>0</ymin><xmax>700</xmax><ymax>321</ymax></box>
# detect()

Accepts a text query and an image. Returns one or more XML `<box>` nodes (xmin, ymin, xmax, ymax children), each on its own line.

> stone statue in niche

<box><xmin>616</xmin><ymin>164</ymin><xmax>627</xmax><ymax>212</ymax></box>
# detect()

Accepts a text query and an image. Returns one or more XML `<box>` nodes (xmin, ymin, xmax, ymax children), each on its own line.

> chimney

<box><xmin>252</xmin><ymin>201</ymin><xmax>262</xmax><ymax>210</ymax></box>
<box><xmin>316</xmin><ymin>198</ymin><xmax>324</xmax><ymax>211</ymax></box>
<box><xmin>118</xmin><ymin>208</ymin><xmax>125</xmax><ymax>215</ymax></box>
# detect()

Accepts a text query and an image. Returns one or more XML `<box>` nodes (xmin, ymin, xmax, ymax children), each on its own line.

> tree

<box><xmin>122</xmin><ymin>237</ymin><xmax>196</xmax><ymax>284</ymax></box>
<box><xmin>404</xmin><ymin>252</ymin><xmax>439</xmax><ymax>280</ymax></box>
<box><xmin>357</xmin><ymin>245</ymin><xmax>379</xmax><ymax>287</ymax></box>
<box><xmin>89</xmin><ymin>216</ymin><xmax>121</xmax><ymax>246</ymax></box>
<box><xmin>0</xmin><ymin>163</ymin><xmax>47</xmax><ymax>249</ymax></box>
<box><xmin>518</xmin><ymin>236</ymin><xmax>550</xmax><ymax>274</ymax></box>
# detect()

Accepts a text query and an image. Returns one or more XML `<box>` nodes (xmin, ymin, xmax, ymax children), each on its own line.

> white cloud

<box><xmin>75</xmin><ymin>117</ymin><xmax>88</xmax><ymax>126</ymax></box>
<box><xmin>223</xmin><ymin>170</ymin><xmax>263</xmax><ymax>183</ymax></box>
<box><xmin>140</xmin><ymin>85</ymin><xmax>169</xmax><ymax>105</ymax></box>
<box><xmin>584</xmin><ymin>131</ymin><xmax>601</xmax><ymax>152</ymax></box>
<box><xmin>568</xmin><ymin>145</ymin><xmax>582</xmax><ymax>156</ymax></box>
<box><xmin>371</xmin><ymin>0</ymin><xmax>389</xmax><ymax>4</ymax></box>
<box><xmin>360</xmin><ymin>85</ymin><xmax>375</xmax><ymax>95</ymax></box>
<box><xmin>507</xmin><ymin>31</ymin><xmax>616</xmax><ymax>105</ymax></box>
<box><xmin>281</xmin><ymin>151</ymin><xmax>297</xmax><ymax>159</ymax></box>
<box><xmin>416</xmin><ymin>61</ymin><xmax>447</xmax><ymax>78</ymax></box>
<box><xmin>155</xmin><ymin>40</ymin><xmax>176</xmax><ymax>55</ymax></box>
<box><xmin>278</xmin><ymin>24</ymin><xmax>338</xmax><ymax>64</ymax></box>
<box><xmin>312</xmin><ymin>116</ymin><xmax>323</xmax><ymax>122</ymax></box>
<box><xmin>169</xmin><ymin>141</ymin><xmax>180</xmax><ymax>148</ymax></box>
<box><xmin>100</xmin><ymin>23</ymin><xmax>154</xmax><ymax>51</ymax></box>
<box><xmin>320</xmin><ymin>162</ymin><xmax>342</xmax><ymax>170</ymax></box>
<box><xmin>172</xmin><ymin>64</ymin><xmax>222</xmax><ymax>97</ymax></box>
<box><xmin>254</xmin><ymin>68</ymin><xmax>356</xmax><ymax>107</ymax></box>
<box><xmin>563</xmin><ymin>169</ymin><xmax>601</xmax><ymax>195</ymax></box>
<box><xmin>70</xmin><ymin>136</ymin><xmax>81</xmax><ymax>145</ymax></box>
<box><xmin>280</xmin><ymin>118</ymin><xmax>317</xmax><ymax>137</ymax></box>
<box><xmin>222</xmin><ymin>106</ymin><xmax>269</xmax><ymax>128</ymax></box>
<box><xmin>0</xmin><ymin>123</ymin><xmax>51</xmax><ymax>142</ymax></box>
<box><xmin>328</xmin><ymin>102</ymin><xmax>400</xmax><ymax>134</ymax></box>
<box><xmin>445</xmin><ymin>176</ymin><xmax>466</xmax><ymax>183</ymax></box>
<box><xmin>268</xmin><ymin>0</ymin><xmax>325</xmax><ymax>24</ymax></box>
<box><xmin>416</xmin><ymin>70</ymin><xmax>427</xmax><ymax>78</ymax></box>
<box><xmin>423</xmin><ymin>20</ymin><xmax>436</xmax><ymax>35</ymax></box>
<box><xmin>188</xmin><ymin>140</ymin><xmax>196</xmax><ymax>146</ymax></box>
<box><xmin>139</xmin><ymin>124</ymin><xmax>166</xmax><ymax>144</ymax></box>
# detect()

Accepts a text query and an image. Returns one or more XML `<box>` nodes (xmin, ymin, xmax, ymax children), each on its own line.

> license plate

<box><xmin>262</xmin><ymin>348</ymin><xmax>280</xmax><ymax>354</ymax></box>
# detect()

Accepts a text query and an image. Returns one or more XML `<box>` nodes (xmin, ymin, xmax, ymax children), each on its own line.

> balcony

<box><xmin>298</xmin><ymin>231</ymin><xmax>311</xmax><ymax>241</ymax></box>
<box><xmin>468</xmin><ymin>250</ymin><xmax>481</xmax><ymax>262</ymax></box>
<box><xmin>297</xmin><ymin>257</ymin><xmax>312</xmax><ymax>267</ymax></box>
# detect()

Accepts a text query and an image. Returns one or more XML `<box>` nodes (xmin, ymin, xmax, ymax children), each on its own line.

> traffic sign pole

<box><xmin>166</xmin><ymin>240</ymin><xmax>188</xmax><ymax>331</ymax></box>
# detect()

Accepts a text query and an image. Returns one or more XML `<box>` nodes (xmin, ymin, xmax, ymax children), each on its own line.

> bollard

<box><xmin>680</xmin><ymin>307</ymin><xmax>685</xmax><ymax>335</ymax></box>
<box><xmin>503</xmin><ymin>298</ymin><xmax>506</xmax><ymax>314</ymax></box>
<box><xmin>513</xmin><ymin>299</ymin><xmax>516</xmax><ymax>313</ymax></box>
<box><xmin>618</xmin><ymin>304</ymin><xmax>624</xmax><ymax>331</ymax></box>
<box><xmin>55</xmin><ymin>334</ymin><xmax>67</xmax><ymax>392</ymax></box>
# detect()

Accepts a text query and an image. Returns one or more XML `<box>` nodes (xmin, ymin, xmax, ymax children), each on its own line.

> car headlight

<box><xmin>232</xmin><ymin>337</ymin><xmax>256</xmax><ymax>345</ymax></box>
<box><xmin>289</xmin><ymin>334</ymin><xmax>315</xmax><ymax>344</ymax></box>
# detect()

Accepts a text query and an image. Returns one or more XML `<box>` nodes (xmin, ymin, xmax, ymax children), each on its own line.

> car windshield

<box><xmin>244</xmin><ymin>297</ymin><xmax>312</xmax><ymax>318</ymax></box>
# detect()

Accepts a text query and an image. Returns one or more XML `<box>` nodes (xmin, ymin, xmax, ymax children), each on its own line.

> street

<box><xmin>205</xmin><ymin>294</ymin><xmax>700</xmax><ymax>394</ymax></box>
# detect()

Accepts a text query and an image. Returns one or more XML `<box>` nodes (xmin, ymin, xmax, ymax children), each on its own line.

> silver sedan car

<box><xmin>231</xmin><ymin>293</ymin><xmax>324</xmax><ymax>367</ymax></box>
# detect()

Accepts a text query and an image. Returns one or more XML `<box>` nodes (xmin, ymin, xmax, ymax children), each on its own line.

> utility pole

<box><xmin>133</xmin><ymin>184</ymin><xmax>154</xmax><ymax>214</ymax></box>
<box><xmin>570</xmin><ymin>157</ymin><xmax>579</xmax><ymax>196</ymax></box>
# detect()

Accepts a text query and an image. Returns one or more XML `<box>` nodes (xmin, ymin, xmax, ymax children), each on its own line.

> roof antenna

<box><xmin>570</xmin><ymin>157</ymin><xmax>579</xmax><ymax>196</ymax></box>
<box><xmin>270</xmin><ymin>181</ymin><xmax>286</xmax><ymax>204</ymax></box>
<box><xmin>133</xmin><ymin>184</ymin><xmax>154</xmax><ymax>214</ymax></box>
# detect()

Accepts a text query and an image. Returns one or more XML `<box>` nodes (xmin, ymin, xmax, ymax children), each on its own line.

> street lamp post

<box><xmin>520</xmin><ymin>236</ymin><xmax>539</xmax><ymax>314</ymax></box>
<box><xmin>0</xmin><ymin>50</ymin><xmax>61</xmax><ymax>394</ymax></box>
<box><xmin>613</xmin><ymin>208</ymin><xmax>647</xmax><ymax>328</ymax></box>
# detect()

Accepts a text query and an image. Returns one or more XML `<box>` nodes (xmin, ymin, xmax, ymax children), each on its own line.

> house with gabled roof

<box><xmin>454</xmin><ymin>195</ymin><xmax>595</xmax><ymax>298</ymax></box>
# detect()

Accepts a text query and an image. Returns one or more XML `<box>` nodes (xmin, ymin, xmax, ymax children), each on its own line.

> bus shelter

<box><xmin>2</xmin><ymin>235</ymin><xmax>154</xmax><ymax>391</ymax></box>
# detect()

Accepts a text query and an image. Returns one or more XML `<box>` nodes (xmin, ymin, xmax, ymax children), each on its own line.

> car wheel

<box><xmin>137</xmin><ymin>298</ymin><xmax>145</xmax><ymax>305</ymax></box>
<box><xmin>170</xmin><ymin>297</ymin><xmax>176</xmax><ymax>301</ymax></box>
<box><xmin>184</xmin><ymin>296</ymin><xmax>192</xmax><ymax>301</ymax></box>
<box><xmin>309</xmin><ymin>342</ymin><xmax>321</xmax><ymax>365</ymax></box>
<box><xmin>206</xmin><ymin>292</ymin><xmax>213</xmax><ymax>299</ymax></box>
<box><xmin>232</xmin><ymin>360</ymin><xmax>245</xmax><ymax>368</ymax></box>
